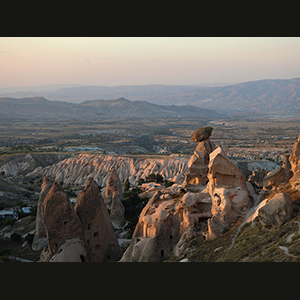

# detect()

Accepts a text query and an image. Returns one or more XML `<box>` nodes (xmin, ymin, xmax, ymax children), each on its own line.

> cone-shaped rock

<box><xmin>32</xmin><ymin>177</ymin><xmax>53</xmax><ymax>251</ymax></box>
<box><xmin>75</xmin><ymin>178</ymin><xmax>122</xmax><ymax>262</ymax></box>
<box><xmin>41</xmin><ymin>181</ymin><xmax>87</xmax><ymax>262</ymax></box>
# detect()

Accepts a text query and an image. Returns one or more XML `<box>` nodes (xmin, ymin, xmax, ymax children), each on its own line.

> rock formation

<box><xmin>103</xmin><ymin>167</ymin><xmax>123</xmax><ymax>209</ymax></box>
<box><xmin>31</xmin><ymin>177</ymin><xmax>53</xmax><ymax>251</ymax></box>
<box><xmin>39</xmin><ymin>182</ymin><xmax>87</xmax><ymax>262</ymax></box>
<box><xmin>103</xmin><ymin>167</ymin><xmax>125</xmax><ymax>227</ymax></box>
<box><xmin>206</xmin><ymin>147</ymin><xmax>252</xmax><ymax>239</ymax></box>
<box><xmin>32</xmin><ymin>153</ymin><xmax>188</xmax><ymax>187</ymax></box>
<box><xmin>263</xmin><ymin>155</ymin><xmax>293</xmax><ymax>190</ymax></box>
<box><xmin>120</xmin><ymin>190</ymin><xmax>211</xmax><ymax>262</ymax></box>
<box><xmin>74</xmin><ymin>177</ymin><xmax>122</xmax><ymax>262</ymax></box>
<box><xmin>290</xmin><ymin>134</ymin><xmax>300</xmax><ymax>171</ymax></box>
<box><xmin>183</xmin><ymin>126</ymin><xmax>216</xmax><ymax>188</ymax></box>
<box><xmin>248</xmin><ymin>168</ymin><xmax>268</xmax><ymax>188</ymax></box>
<box><xmin>258</xmin><ymin>193</ymin><xmax>293</xmax><ymax>228</ymax></box>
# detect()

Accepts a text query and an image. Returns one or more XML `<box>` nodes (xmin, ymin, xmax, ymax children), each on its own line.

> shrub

<box><xmin>145</xmin><ymin>173</ymin><xmax>165</xmax><ymax>183</ymax></box>
<box><xmin>165</xmin><ymin>180</ymin><xmax>175</xmax><ymax>188</ymax></box>
<box><xmin>10</xmin><ymin>232</ymin><xmax>22</xmax><ymax>242</ymax></box>
<box><xmin>124</xmin><ymin>178</ymin><xmax>130</xmax><ymax>191</ymax></box>
<box><xmin>137</xmin><ymin>177</ymin><xmax>145</xmax><ymax>185</ymax></box>
<box><xmin>3</xmin><ymin>218</ymin><xmax>16</xmax><ymax>227</ymax></box>
<box><xmin>0</xmin><ymin>248</ymin><xmax>11</xmax><ymax>256</ymax></box>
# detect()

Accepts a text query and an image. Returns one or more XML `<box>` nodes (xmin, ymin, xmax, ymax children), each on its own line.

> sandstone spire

<box><xmin>103</xmin><ymin>167</ymin><xmax>125</xmax><ymax>227</ymax></box>
<box><xmin>289</xmin><ymin>134</ymin><xmax>300</xmax><ymax>171</ymax></box>
<box><xmin>40</xmin><ymin>181</ymin><xmax>87</xmax><ymax>262</ymax></box>
<box><xmin>74</xmin><ymin>178</ymin><xmax>122</xmax><ymax>262</ymax></box>
<box><xmin>32</xmin><ymin>176</ymin><xmax>53</xmax><ymax>251</ymax></box>
<box><xmin>206</xmin><ymin>147</ymin><xmax>252</xmax><ymax>239</ymax></box>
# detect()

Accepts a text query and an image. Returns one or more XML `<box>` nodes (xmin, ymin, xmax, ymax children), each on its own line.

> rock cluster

<box><xmin>183</xmin><ymin>126</ymin><xmax>216</xmax><ymax>188</ymax></box>
<box><xmin>37</xmin><ymin>177</ymin><xmax>121</xmax><ymax>262</ymax></box>
<box><xmin>120</xmin><ymin>190</ymin><xmax>212</xmax><ymax>262</ymax></box>
<box><xmin>39</xmin><ymin>181</ymin><xmax>87</xmax><ymax>262</ymax></box>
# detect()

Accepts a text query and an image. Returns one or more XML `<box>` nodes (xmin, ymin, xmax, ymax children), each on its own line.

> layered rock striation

<box><xmin>31</xmin><ymin>153</ymin><xmax>188</xmax><ymax>188</ymax></box>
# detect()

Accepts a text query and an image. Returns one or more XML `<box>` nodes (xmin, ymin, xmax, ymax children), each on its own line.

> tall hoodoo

<box><xmin>290</xmin><ymin>134</ymin><xmax>300</xmax><ymax>171</ymax></box>
<box><xmin>40</xmin><ymin>182</ymin><xmax>87</xmax><ymax>262</ymax></box>
<box><xmin>183</xmin><ymin>126</ymin><xmax>216</xmax><ymax>188</ymax></box>
<box><xmin>74</xmin><ymin>177</ymin><xmax>122</xmax><ymax>262</ymax></box>
<box><xmin>103</xmin><ymin>167</ymin><xmax>125</xmax><ymax>227</ymax></box>
<box><xmin>32</xmin><ymin>176</ymin><xmax>53</xmax><ymax>251</ymax></box>
<box><xmin>206</xmin><ymin>147</ymin><xmax>252</xmax><ymax>240</ymax></box>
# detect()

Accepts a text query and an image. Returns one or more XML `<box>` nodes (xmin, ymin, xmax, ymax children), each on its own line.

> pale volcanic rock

<box><xmin>31</xmin><ymin>177</ymin><xmax>53</xmax><ymax>251</ymax></box>
<box><xmin>103</xmin><ymin>167</ymin><xmax>125</xmax><ymax>227</ymax></box>
<box><xmin>40</xmin><ymin>181</ymin><xmax>87</xmax><ymax>262</ymax></box>
<box><xmin>290</xmin><ymin>134</ymin><xmax>300</xmax><ymax>171</ymax></box>
<box><xmin>74</xmin><ymin>178</ymin><xmax>122</xmax><ymax>262</ymax></box>
<box><xmin>36</xmin><ymin>153</ymin><xmax>188</xmax><ymax>188</ymax></box>
<box><xmin>103</xmin><ymin>167</ymin><xmax>123</xmax><ymax>210</ymax></box>
<box><xmin>120</xmin><ymin>190</ymin><xmax>212</xmax><ymax>262</ymax></box>
<box><xmin>258</xmin><ymin>193</ymin><xmax>293</xmax><ymax>228</ymax></box>
<box><xmin>183</xmin><ymin>127</ymin><xmax>216</xmax><ymax>188</ymax></box>
<box><xmin>206</xmin><ymin>147</ymin><xmax>252</xmax><ymax>239</ymax></box>
<box><xmin>263</xmin><ymin>156</ymin><xmax>293</xmax><ymax>190</ymax></box>
<box><xmin>263</xmin><ymin>167</ymin><xmax>293</xmax><ymax>190</ymax></box>
<box><xmin>207</xmin><ymin>147</ymin><xmax>247</xmax><ymax>188</ymax></box>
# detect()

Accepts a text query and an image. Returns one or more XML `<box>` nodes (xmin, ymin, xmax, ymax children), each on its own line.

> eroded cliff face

<box><xmin>30</xmin><ymin>153</ymin><xmax>188</xmax><ymax>188</ymax></box>
<box><xmin>120</xmin><ymin>190</ymin><xmax>212</xmax><ymax>262</ymax></box>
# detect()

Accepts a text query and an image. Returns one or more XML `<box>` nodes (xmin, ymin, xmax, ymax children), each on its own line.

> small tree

<box><xmin>124</xmin><ymin>178</ymin><xmax>130</xmax><ymax>191</ymax></box>
<box><xmin>137</xmin><ymin>177</ymin><xmax>145</xmax><ymax>185</ymax></box>
<box><xmin>156</xmin><ymin>173</ymin><xmax>164</xmax><ymax>183</ymax></box>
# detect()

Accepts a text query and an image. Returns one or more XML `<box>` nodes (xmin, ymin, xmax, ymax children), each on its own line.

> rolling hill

<box><xmin>0</xmin><ymin>97</ymin><xmax>223</xmax><ymax>120</ymax></box>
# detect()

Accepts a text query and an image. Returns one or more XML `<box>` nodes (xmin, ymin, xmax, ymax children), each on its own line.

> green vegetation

<box><xmin>121</xmin><ymin>187</ymin><xmax>148</xmax><ymax>237</ymax></box>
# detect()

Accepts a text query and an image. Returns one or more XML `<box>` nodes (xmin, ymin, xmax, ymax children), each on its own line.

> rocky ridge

<box><xmin>27</xmin><ymin>153</ymin><xmax>188</xmax><ymax>189</ymax></box>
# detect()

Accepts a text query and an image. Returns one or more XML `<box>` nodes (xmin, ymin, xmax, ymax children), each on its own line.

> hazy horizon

<box><xmin>1</xmin><ymin>37</ymin><xmax>300</xmax><ymax>88</ymax></box>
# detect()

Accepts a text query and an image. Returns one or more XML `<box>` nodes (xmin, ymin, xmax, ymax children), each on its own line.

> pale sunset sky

<box><xmin>0</xmin><ymin>37</ymin><xmax>300</xmax><ymax>88</ymax></box>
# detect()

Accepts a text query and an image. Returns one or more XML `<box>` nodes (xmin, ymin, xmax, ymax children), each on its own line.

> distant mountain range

<box><xmin>0</xmin><ymin>97</ymin><xmax>223</xmax><ymax>120</ymax></box>
<box><xmin>1</xmin><ymin>78</ymin><xmax>300</xmax><ymax>115</ymax></box>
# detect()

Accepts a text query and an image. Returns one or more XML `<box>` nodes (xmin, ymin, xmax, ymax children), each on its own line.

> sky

<box><xmin>1</xmin><ymin>37</ymin><xmax>300</xmax><ymax>88</ymax></box>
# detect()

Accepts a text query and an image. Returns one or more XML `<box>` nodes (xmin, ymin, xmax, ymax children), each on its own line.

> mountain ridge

<box><xmin>1</xmin><ymin>77</ymin><xmax>300</xmax><ymax>115</ymax></box>
<box><xmin>0</xmin><ymin>96</ymin><xmax>223</xmax><ymax>120</ymax></box>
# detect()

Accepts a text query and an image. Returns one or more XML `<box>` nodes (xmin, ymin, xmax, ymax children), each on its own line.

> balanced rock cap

<box><xmin>191</xmin><ymin>126</ymin><xmax>213</xmax><ymax>142</ymax></box>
